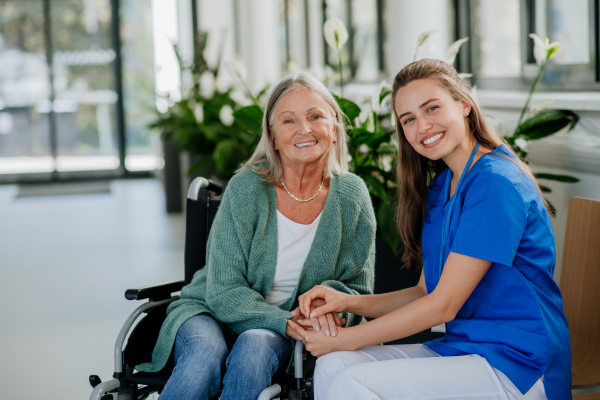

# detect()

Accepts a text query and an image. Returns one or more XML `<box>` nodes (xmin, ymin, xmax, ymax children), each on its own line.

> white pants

<box><xmin>314</xmin><ymin>344</ymin><xmax>546</xmax><ymax>400</ymax></box>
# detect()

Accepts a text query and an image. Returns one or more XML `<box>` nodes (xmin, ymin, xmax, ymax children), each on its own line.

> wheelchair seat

<box><xmin>88</xmin><ymin>177</ymin><xmax>442</xmax><ymax>400</ymax></box>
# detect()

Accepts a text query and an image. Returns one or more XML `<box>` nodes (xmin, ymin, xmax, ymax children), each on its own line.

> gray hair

<box><xmin>238</xmin><ymin>72</ymin><xmax>349</xmax><ymax>183</ymax></box>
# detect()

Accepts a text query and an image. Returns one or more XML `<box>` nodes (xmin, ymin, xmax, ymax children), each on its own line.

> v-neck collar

<box><xmin>443</xmin><ymin>143</ymin><xmax>486</xmax><ymax>205</ymax></box>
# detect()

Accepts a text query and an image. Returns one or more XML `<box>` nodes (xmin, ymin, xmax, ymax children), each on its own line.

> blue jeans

<box><xmin>159</xmin><ymin>314</ymin><xmax>293</xmax><ymax>400</ymax></box>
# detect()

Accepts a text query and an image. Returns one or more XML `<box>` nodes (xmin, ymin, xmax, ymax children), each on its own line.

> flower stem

<box><xmin>240</xmin><ymin>78</ymin><xmax>262</xmax><ymax>110</ymax></box>
<box><xmin>515</xmin><ymin>59</ymin><xmax>546</xmax><ymax>134</ymax></box>
<box><xmin>338</xmin><ymin>50</ymin><xmax>344</xmax><ymax>98</ymax></box>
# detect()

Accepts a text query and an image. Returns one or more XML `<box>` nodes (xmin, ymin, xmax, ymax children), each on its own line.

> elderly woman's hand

<box><xmin>287</xmin><ymin>319</ymin><xmax>353</xmax><ymax>357</ymax></box>
<box><xmin>291</xmin><ymin>298</ymin><xmax>346</xmax><ymax>337</ymax></box>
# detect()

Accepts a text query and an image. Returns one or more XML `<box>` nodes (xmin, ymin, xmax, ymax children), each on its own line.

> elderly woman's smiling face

<box><xmin>271</xmin><ymin>86</ymin><xmax>336</xmax><ymax>169</ymax></box>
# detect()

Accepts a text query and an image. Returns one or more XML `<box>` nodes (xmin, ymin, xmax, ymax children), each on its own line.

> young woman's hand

<box><xmin>291</xmin><ymin>298</ymin><xmax>346</xmax><ymax>337</ymax></box>
<box><xmin>298</xmin><ymin>285</ymin><xmax>351</xmax><ymax>320</ymax></box>
<box><xmin>287</xmin><ymin>319</ymin><xmax>353</xmax><ymax>357</ymax></box>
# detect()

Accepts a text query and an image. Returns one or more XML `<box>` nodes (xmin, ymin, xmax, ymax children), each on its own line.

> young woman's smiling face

<box><xmin>394</xmin><ymin>78</ymin><xmax>471</xmax><ymax>161</ymax></box>
<box><xmin>271</xmin><ymin>86</ymin><xmax>336</xmax><ymax>169</ymax></box>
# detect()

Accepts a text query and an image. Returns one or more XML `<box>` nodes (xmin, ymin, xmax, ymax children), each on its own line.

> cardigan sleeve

<box><xmin>321</xmin><ymin>204</ymin><xmax>376</xmax><ymax>327</ymax></box>
<box><xmin>204</xmin><ymin>188</ymin><xmax>292</xmax><ymax>337</ymax></box>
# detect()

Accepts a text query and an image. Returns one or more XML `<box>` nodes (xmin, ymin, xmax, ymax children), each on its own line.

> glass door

<box><xmin>50</xmin><ymin>0</ymin><xmax>120</xmax><ymax>176</ymax></box>
<box><xmin>0</xmin><ymin>1</ymin><xmax>55</xmax><ymax>178</ymax></box>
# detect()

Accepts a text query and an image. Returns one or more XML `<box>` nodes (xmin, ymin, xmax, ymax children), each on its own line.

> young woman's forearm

<box><xmin>347</xmin><ymin>285</ymin><xmax>427</xmax><ymax>319</ymax></box>
<box><xmin>343</xmin><ymin>292</ymin><xmax>451</xmax><ymax>350</ymax></box>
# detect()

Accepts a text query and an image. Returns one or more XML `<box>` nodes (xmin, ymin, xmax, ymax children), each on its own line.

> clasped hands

<box><xmin>285</xmin><ymin>285</ymin><xmax>352</xmax><ymax>357</ymax></box>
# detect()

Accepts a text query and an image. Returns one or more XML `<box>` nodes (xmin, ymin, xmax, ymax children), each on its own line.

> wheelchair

<box><xmin>88</xmin><ymin>177</ymin><xmax>443</xmax><ymax>400</ymax></box>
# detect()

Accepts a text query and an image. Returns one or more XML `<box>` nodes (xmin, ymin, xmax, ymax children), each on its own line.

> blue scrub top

<box><xmin>422</xmin><ymin>144</ymin><xmax>572</xmax><ymax>400</ymax></box>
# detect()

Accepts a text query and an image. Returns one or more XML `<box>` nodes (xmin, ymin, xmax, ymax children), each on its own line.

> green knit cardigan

<box><xmin>136</xmin><ymin>166</ymin><xmax>376</xmax><ymax>373</ymax></box>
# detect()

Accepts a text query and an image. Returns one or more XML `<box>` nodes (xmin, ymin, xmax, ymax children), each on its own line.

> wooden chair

<box><xmin>559</xmin><ymin>197</ymin><xmax>600</xmax><ymax>394</ymax></box>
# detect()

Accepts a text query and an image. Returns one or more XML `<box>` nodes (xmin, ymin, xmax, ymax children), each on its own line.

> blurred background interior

<box><xmin>0</xmin><ymin>0</ymin><xmax>599</xmax><ymax>399</ymax></box>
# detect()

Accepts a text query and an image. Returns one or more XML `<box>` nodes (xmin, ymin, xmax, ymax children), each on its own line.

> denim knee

<box><xmin>161</xmin><ymin>315</ymin><xmax>229</xmax><ymax>400</ymax></box>
<box><xmin>226</xmin><ymin>329</ymin><xmax>290</xmax><ymax>372</ymax></box>
<box><xmin>174</xmin><ymin>314</ymin><xmax>228</xmax><ymax>363</ymax></box>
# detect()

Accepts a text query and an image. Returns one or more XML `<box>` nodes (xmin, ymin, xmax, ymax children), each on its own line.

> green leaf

<box><xmin>379</xmin><ymin>87</ymin><xmax>392</xmax><ymax>105</ymax></box>
<box><xmin>546</xmin><ymin>199</ymin><xmax>556</xmax><ymax>217</ymax></box>
<box><xmin>377</xmin><ymin>143</ymin><xmax>397</xmax><ymax>155</ymax></box>
<box><xmin>514</xmin><ymin>109</ymin><xmax>579</xmax><ymax>140</ymax></box>
<box><xmin>539</xmin><ymin>185</ymin><xmax>552</xmax><ymax>193</ymax></box>
<box><xmin>256</xmin><ymin>85</ymin><xmax>270</xmax><ymax>101</ymax></box>
<box><xmin>213</xmin><ymin>139</ymin><xmax>242</xmax><ymax>176</ymax></box>
<box><xmin>350</xmin><ymin>128</ymin><xmax>374</xmax><ymax>145</ymax></box>
<box><xmin>187</xmin><ymin>156</ymin><xmax>214</xmax><ymax>176</ymax></box>
<box><xmin>534</xmin><ymin>173</ymin><xmax>579</xmax><ymax>183</ymax></box>
<box><xmin>333</xmin><ymin>94</ymin><xmax>361</xmax><ymax>121</ymax></box>
<box><xmin>368</xmin><ymin>132</ymin><xmax>392</xmax><ymax>151</ymax></box>
<box><xmin>361</xmin><ymin>175</ymin><xmax>388</xmax><ymax>201</ymax></box>
<box><xmin>233</xmin><ymin>105</ymin><xmax>264</xmax><ymax>132</ymax></box>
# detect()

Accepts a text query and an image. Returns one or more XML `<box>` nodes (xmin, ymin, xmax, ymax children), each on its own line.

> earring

<box><xmin>274</xmin><ymin>146</ymin><xmax>278</xmax><ymax>150</ymax></box>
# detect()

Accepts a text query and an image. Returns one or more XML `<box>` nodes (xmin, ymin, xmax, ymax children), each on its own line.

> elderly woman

<box><xmin>135</xmin><ymin>72</ymin><xmax>376</xmax><ymax>400</ymax></box>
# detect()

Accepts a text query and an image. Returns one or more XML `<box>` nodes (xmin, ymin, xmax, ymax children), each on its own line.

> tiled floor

<box><xmin>0</xmin><ymin>179</ymin><xmax>185</xmax><ymax>400</ymax></box>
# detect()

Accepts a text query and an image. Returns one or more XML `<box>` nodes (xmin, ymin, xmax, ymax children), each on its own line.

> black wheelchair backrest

<box><xmin>184</xmin><ymin>178</ymin><xmax>223</xmax><ymax>284</ymax></box>
<box><xmin>184</xmin><ymin>197</ymin><xmax>220</xmax><ymax>283</ymax></box>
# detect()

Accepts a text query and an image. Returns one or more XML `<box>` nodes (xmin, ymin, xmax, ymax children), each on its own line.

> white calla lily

<box><xmin>414</xmin><ymin>29</ymin><xmax>441</xmax><ymax>61</ymax></box>
<box><xmin>219</xmin><ymin>104</ymin><xmax>234</xmax><ymax>126</ymax></box>
<box><xmin>200</xmin><ymin>71</ymin><xmax>216</xmax><ymax>98</ymax></box>
<box><xmin>225</xmin><ymin>59</ymin><xmax>248</xmax><ymax>81</ymax></box>
<box><xmin>546</xmin><ymin>42</ymin><xmax>562</xmax><ymax>60</ymax></box>
<box><xmin>358</xmin><ymin>103</ymin><xmax>371</xmax><ymax>125</ymax></box>
<box><xmin>417</xmin><ymin>29</ymin><xmax>440</xmax><ymax>48</ymax></box>
<box><xmin>194</xmin><ymin>103</ymin><xmax>204</xmax><ymax>123</ymax></box>
<box><xmin>515</xmin><ymin>138</ymin><xmax>528</xmax><ymax>150</ymax></box>
<box><xmin>529</xmin><ymin>34</ymin><xmax>547</xmax><ymax>65</ymax></box>
<box><xmin>529</xmin><ymin>34</ymin><xmax>562</xmax><ymax>65</ymax></box>
<box><xmin>446</xmin><ymin>37</ymin><xmax>469</xmax><ymax>65</ymax></box>
<box><xmin>323</xmin><ymin>17</ymin><xmax>349</xmax><ymax>51</ymax></box>
<box><xmin>371</xmin><ymin>81</ymin><xmax>390</xmax><ymax>113</ymax></box>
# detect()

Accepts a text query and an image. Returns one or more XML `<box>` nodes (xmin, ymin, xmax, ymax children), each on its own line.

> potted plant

<box><xmin>149</xmin><ymin>32</ymin><xmax>264</xmax><ymax>211</ymax></box>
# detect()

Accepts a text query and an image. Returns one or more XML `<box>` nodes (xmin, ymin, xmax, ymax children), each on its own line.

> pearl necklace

<box><xmin>279</xmin><ymin>175</ymin><xmax>324</xmax><ymax>203</ymax></box>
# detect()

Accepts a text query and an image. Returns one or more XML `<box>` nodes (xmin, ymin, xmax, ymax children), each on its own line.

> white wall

<box><xmin>385</xmin><ymin>0</ymin><xmax>450</xmax><ymax>81</ymax></box>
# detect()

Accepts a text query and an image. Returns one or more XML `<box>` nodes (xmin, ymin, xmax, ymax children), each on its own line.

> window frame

<box><xmin>0</xmin><ymin>0</ymin><xmax>155</xmax><ymax>184</ymax></box>
<box><xmin>460</xmin><ymin>0</ymin><xmax>600</xmax><ymax>92</ymax></box>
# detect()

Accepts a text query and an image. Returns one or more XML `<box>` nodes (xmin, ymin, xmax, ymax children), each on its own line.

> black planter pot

<box><xmin>162</xmin><ymin>138</ymin><xmax>183</xmax><ymax>213</ymax></box>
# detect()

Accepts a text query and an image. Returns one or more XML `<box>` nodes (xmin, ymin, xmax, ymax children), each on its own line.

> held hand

<box><xmin>290</xmin><ymin>308</ymin><xmax>319</xmax><ymax>330</ymax></box>
<box><xmin>287</xmin><ymin>319</ymin><xmax>351</xmax><ymax>357</ymax></box>
<box><xmin>298</xmin><ymin>285</ymin><xmax>351</xmax><ymax>320</ymax></box>
<box><xmin>308</xmin><ymin>298</ymin><xmax>345</xmax><ymax>337</ymax></box>
<box><xmin>292</xmin><ymin>299</ymin><xmax>346</xmax><ymax>337</ymax></box>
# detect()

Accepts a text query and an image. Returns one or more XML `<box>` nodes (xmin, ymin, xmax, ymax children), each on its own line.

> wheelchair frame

<box><xmin>88</xmin><ymin>176</ymin><xmax>443</xmax><ymax>400</ymax></box>
<box><xmin>89</xmin><ymin>177</ymin><xmax>311</xmax><ymax>400</ymax></box>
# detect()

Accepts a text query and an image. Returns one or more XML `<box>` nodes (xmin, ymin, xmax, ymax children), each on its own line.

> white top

<box><xmin>264</xmin><ymin>210</ymin><xmax>322</xmax><ymax>306</ymax></box>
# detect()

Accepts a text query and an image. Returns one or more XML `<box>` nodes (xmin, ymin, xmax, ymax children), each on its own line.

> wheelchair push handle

<box><xmin>188</xmin><ymin>177</ymin><xmax>223</xmax><ymax>200</ymax></box>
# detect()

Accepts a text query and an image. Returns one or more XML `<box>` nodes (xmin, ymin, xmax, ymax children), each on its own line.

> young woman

<box><xmin>286</xmin><ymin>59</ymin><xmax>572</xmax><ymax>400</ymax></box>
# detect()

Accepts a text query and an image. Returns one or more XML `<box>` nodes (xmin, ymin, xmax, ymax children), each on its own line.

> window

<box><xmin>0</xmin><ymin>0</ymin><xmax>161</xmax><ymax>182</ymax></box>
<box><xmin>279</xmin><ymin>0</ymin><xmax>384</xmax><ymax>83</ymax></box>
<box><xmin>466</xmin><ymin>0</ymin><xmax>600</xmax><ymax>91</ymax></box>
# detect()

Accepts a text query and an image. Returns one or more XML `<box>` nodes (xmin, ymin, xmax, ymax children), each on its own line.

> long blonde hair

<box><xmin>239</xmin><ymin>72</ymin><xmax>349</xmax><ymax>182</ymax></box>
<box><xmin>391</xmin><ymin>59</ymin><xmax>545</xmax><ymax>270</ymax></box>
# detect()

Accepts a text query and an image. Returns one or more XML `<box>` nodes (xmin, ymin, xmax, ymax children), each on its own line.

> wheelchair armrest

<box><xmin>125</xmin><ymin>280</ymin><xmax>185</xmax><ymax>301</ymax></box>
